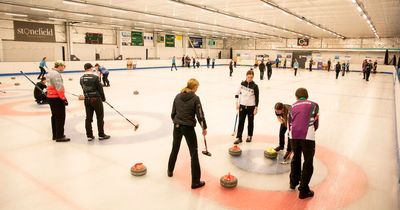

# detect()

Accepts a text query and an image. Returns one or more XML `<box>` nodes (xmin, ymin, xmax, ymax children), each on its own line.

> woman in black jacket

<box><xmin>168</xmin><ymin>78</ymin><xmax>207</xmax><ymax>189</ymax></box>
<box><xmin>234</xmin><ymin>70</ymin><xmax>259</xmax><ymax>144</ymax></box>
<box><xmin>259</xmin><ymin>60</ymin><xmax>266</xmax><ymax>80</ymax></box>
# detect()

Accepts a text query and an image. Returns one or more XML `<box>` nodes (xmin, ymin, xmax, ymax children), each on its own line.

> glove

<box><xmin>64</xmin><ymin>100</ymin><xmax>69</xmax><ymax>106</ymax></box>
<box><xmin>42</xmin><ymin>88</ymin><xmax>47</xmax><ymax>93</ymax></box>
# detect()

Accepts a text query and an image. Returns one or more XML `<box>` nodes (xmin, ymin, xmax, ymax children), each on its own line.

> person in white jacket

<box><xmin>234</xmin><ymin>70</ymin><xmax>259</xmax><ymax>144</ymax></box>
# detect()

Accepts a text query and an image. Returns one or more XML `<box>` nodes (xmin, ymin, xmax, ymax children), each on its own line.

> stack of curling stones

<box><xmin>264</xmin><ymin>147</ymin><xmax>278</xmax><ymax>159</ymax></box>
<box><xmin>78</xmin><ymin>95</ymin><xmax>84</xmax><ymax>100</ymax></box>
<box><xmin>229</xmin><ymin>145</ymin><xmax>242</xmax><ymax>156</ymax></box>
<box><xmin>11</xmin><ymin>76</ymin><xmax>16</xmax><ymax>80</ymax></box>
<box><xmin>68</xmin><ymin>78</ymin><xmax>73</xmax><ymax>81</ymax></box>
<box><xmin>133</xmin><ymin>90</ymin><xmax>139</xmax><ymax>95</ymax></box>
<box><xmin>220</xmin><ymin>172</ymin><xmax>238</xmax><ymax>188</ymax></box>
<box><xmin>130</xmin><ymin>163</ymin><xmax>147</xmax><ymax>176</ymax></box>
<box><xmin>14</xmin><ymin>82</ymin><xmax>20</xmax><ymax>86</ymax></box>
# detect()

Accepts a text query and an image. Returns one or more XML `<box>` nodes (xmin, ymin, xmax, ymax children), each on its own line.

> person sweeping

<box><xmin>168</xmin><ymin>78</ymin><xmax>207</xmax><ymax>189</ymax></box>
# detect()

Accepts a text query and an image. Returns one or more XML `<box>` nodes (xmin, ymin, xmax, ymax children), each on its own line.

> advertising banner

<box><xmin>14</xmin><ymin>21</ymin><xmax>55</xmax><ymax>42</ymax></box>
<box><xmin>165</xmin><ymin>34</ymin><xmax>175</xmax><ymax>47</ymax></box>
<box><xmin>120</xmin><ymin>31</ymin><xmax>131</xmax><ymax>46</ymax></box>
<box><xmin>132</xmin><ymin>31</ymin><xmax>144</xmax><ymax>46</ymax></box>
<box><xmin>189</xmin><ymin>37</ymin><xmax>203</xmax><ymax>48</ymax></box>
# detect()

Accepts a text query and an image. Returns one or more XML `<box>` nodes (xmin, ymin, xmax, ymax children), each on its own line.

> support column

<box><xmin>116</xmin><ymin>29</ymin><xmax>122</xmax><ymax>59</ymax></box>
<box><xmin>65</xmin><ymin>22</ymin><xmax>74</xmax><ymax>61</ymax></box>
<box><xmin>183</xmin><ymin>35</ymin><xmax>188</xmax><ymax>56</ymax></box>
<box><xmin>0</xmin><ymin>39</ymin><xmax>3</xmax><ymax>62</ymax></box>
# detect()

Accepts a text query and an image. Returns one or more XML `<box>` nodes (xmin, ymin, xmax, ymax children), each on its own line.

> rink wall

<box><xmin>0</xmin><ymin>59</ymin><xmax>232</xmax><ymax>76</ymax></box>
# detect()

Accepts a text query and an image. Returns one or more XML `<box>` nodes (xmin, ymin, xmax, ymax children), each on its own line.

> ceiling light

<box><xmin>75</xmin><ymin>13</ymin><xmax>93</xmax><ymax>17</ymax></box>
<box><xmin>110</xmin><ymin>18</ymin><xmax>126</xmax><ymax>21</ymax></box>
<box><xmin>263</xmin><ymin>2</ymin><xmax>273</xmax><ymax>9</ymax></box>
<box><xmin>108</xmin><ymin>8</ymin><xmax>127</xmax><ymax>13</ymax></box>
<box><xmin>5</xmin><ymin>13</ymin><xmax>28</xmax><ymax>17</ymax></box>
<box><xmin>362</xmin><ymin>14</ymin><xmax>367</xmax><ymax>19</ymax></box>
<box><xmin>357</xmin><ymin>6</ymin><xmax>362</xmax><ymax>12</ymax></box>
<box><xmin>62</xmin><ymin>0</ymin><xmax>86</xmax><ymax>6</ymax></box>
<box><xmin>49</xmin><ymin>17</ymin><xmax>67</xmax><ymax>21</ymax></box>
<box><xmin>30</xmin><ymin>8</ymin><xmax>53</xmax><ymax>13</ymax></box>
<box><xmin>352</xmin><ymin>0</ymin><xmax>356</xmax><ymax>3</ymax></box>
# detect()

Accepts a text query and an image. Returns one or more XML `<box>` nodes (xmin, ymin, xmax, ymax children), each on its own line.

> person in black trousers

<box><xmin>80</xmin><ymin>63</ymin><xmax>110</xmax><ymax>141</ymax></box>
<box><xmin>335</xmin><ymin>62</ymin><xmax>341</xmax><ymax>79</ymax></box>
<box><xmin>365</xmin><ymin>60</ymin><xmax>372</xmax><ymax>81</ymax></box>
<box><xmin>181</xmin><ymin>55</ymin><xmax>185</xmax><ymax>67</ymax></box>
<box><xmin>212</xmin><ymin>58</ymin><xmax>215</xmax><ymax>69</ymax></box>
<box><xmin>327</xmin><ymin>59</ymin><xmax>331</xmax><ymax>72</ymax></box>
<box><xmin>34</xmin><ymin>77</ymin><xmax>47</xmax><ymax>104</ymax></box>
<box><xmin>289</xmin><ymin>88</ymin><xmax>319</xmax><ymax>199</ymax></box>
<box><xmin>206</xmin><ymin>56</ymin><xmax>210</xmax><ymax>68</ymax></box>
<box><xmin>168</xmin><ymin>78</ymin><xmax>207</xmax><ymax>189</ymax></box>
<box><xmin>192</xmin><ymin>57</ymin><xmax>196</xmax><ymax>68</ymax></box>
<box><xmin>234</xmin><ymin>70</ymin><xmax>259</xmax><ymax>144</ymax></box>
<box><xmin>259</xmin><ymin>60</ymin><xmax>266</xmax><ymax>80</ymax></box>
<box><xmin>266</xmin><ymin>60</ymin><xmax>273</xmax><ymax>80</ymax></box>
<box><xmin>309</xmin><ymin>59</ymin><xmax>313</xmax><ymax>71</ymax></box>
<box><xmin>229</xmin><ymin>60</ymin><xmax>234</xmax><ymax>77</ymax></box>
<box><xmin>47</xmin><ymin>60</ymin><xmax>70</xmax><ymax>142</ymax></box>
<box><xmin>274</xmin><ymin>102</ymin><xmax>292</xmax><ymax>161</ymax></box>
<box><xmin>341</xmin><ymin>62</ymin><xmax>346</xmax><ymax>76</ymax></box>
<box><xmin>38</xmin><ymin>57</ymin><xmax>48</xmax><ymax>79</ymax></box>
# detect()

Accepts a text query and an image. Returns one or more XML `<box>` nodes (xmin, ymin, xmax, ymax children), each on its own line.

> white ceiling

<box><xmin>0</xmin><ymin>0</ymin><xmax>398</xmax><ymax>39</ymax></box>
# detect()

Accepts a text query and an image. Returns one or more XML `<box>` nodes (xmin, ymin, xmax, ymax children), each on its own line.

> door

<box><xmin>292</xmin><ymin>51</ymin><xmax>312</xmax><ymax>68</ymax></box>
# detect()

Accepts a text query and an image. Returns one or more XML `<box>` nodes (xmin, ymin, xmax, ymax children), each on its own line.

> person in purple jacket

<box><xmin>288</xmin><ymin>88</ymin><xmax>319</xmax><ymax>199</ymax></box>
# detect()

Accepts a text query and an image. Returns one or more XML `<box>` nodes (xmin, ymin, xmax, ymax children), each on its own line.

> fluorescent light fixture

<box><xmin>263</xmin><ymin>2</ymin><xmax>273</xmax><ymax>9</ymax></box>
<box><xmin>49</xmin><ymin>17</ymin><xmax>67</xmax><ymax>21</ymax></box>
<box><xmin>5</xmin><ymin>13</ymin><xmax>28</xmax><ymax>17</ymax></box>
<box><xmin>108</xmin><ymin>8</ymin><xmax>127</xmax><ymax>13</ymax></box>
<box><xmin>134</xmin><ymin>27</ymin><xmax>144</xmax><ymax>30</ymax></box>
<box><xmin>30</xmin><ymin>8</ymin><xmax>53</xmax><ymax>13</ymax></box>
<box><xmin>75</xmin><ymin>13</ymin><xmax>93</xmax><ymax>17</ymax></box>
<box><xmin>367</xmin><ymin>19</ymin><xmax>371</xmax><ymax>24</ymax></box>
<box><xmin>352</xmin><ymin>0</ymin><xmax>356</xmax><ymax>3</ymax></box>
<box><xmin>110</xmin><ymin>18</ymin><xmax>126</xmax><ymax>21</ymax></box>
<box><xmin>362</xmin><ymin>14</ymin><xmax>367</xmax><ymax>19</ymax></box>
<box><xmin>62</xmin><ymin>0</ymin><xmax>86</xmax><ymax>6</ymax></box>
<box><xmin>163</xmin><ymin>25</ymin><xmax>172</xmax><ymax>27</ymax></box>
<box><xmin>357</xmin><ymin>6</ymin><xmax>362</xmax><ymax>12</ymax></box>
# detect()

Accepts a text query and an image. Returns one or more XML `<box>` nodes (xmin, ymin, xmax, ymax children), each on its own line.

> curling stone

<box><xmin>264</xmin><ymin>147</ymin><xmax>278</xmax><ymax>159</ymax></box>
<box><xmin>130</xmin><ymin>163</ymin><xmax>147</xmax><ymax>176</ymax></box>
<box><xmin>14</xmin><ymin>82</ymin><xmax>20</xmax><ymax>86</ymax></box>
<box><xmin>228</xmin><ymin>145</ymin><xmax>242</xmax><ymax>156</ymax></box>
<box><xmin>78</xmin><ymin>95</ymin><xmax>84</xmax><ymax>100</ymax></box>
<box><xmin>133</xmin><ymin>90</ymin><xmax>139</xmax><ymax>95</ymax></box>
<box><xmin>11</xmin><ymin>77</ymin><xmax>16</xmax><ymax>80</ymax></box>
<box><xmin>220</xmin><ymin>173</ymin><xmax>238</xmax><ymax>188</ymax></box>
<box><xmin>68</xmin><ymin>78</ymin><xmax>73</xmax><ymax>81</ymax></box>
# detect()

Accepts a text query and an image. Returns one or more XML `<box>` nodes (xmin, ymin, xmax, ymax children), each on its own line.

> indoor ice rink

<box><xmin>0</xmin><ymin>0</ymin><xmax>399</xmax><ymax>210</ymax></box>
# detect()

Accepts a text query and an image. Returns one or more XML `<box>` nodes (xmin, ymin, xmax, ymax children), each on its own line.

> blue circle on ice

<box><xmin>230</xmin><ymin>149</ymin><xmax>291</xmax><ymax>174</ymax></box>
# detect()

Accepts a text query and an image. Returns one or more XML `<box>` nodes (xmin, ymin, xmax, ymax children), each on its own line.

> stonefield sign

<box><xmin>14</xmin><ymin>21</ymin><xmax>56</xmax><ymax>42</ymax></box>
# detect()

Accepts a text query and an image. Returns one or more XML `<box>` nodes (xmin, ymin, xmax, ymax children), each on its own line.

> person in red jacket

<box><xmin>47</xmin><ymin>60</ymin><xmax>70</xmax><ymax>142</ymax></box>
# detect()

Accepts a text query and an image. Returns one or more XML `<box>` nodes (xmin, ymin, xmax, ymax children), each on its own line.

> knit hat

<box><xmin>54</xmin><ymin>60</ymin><xmax>65</xmax><ymax>67</ymax></box>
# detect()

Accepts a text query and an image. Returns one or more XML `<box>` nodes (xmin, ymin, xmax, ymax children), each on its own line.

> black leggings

<box><xmin>102</xmin><ymin>73</ymin><xmax>110</xmax><ymax>86</ymax></box>
<box><xmin>38</xmin><ymin>67</ymin><xmax>46</xmax><ymax>79</ymax></box>
<box><xmin>279</xmin><ymin>124</ymin><xmax>291</xmax><ymax>151</ymax></box>
<box><xmin>267</xmin><ymin>69</ymin><xmax>272</xmax><ymax>80</ymax></box>
<box><xmin>294</xmin><ymin>68</ymin><xmax>298</xmax><ymax>76</ymax></box>
<box><xmin>236</xmin><ymin>105</ymin><xmax>255</xmax><ymax>138</ymax></box>
<box><xmin>48</xmin><ymin>98</ymin><xmax>66</xmax><ymax>139</ymax></box>
<box><xmin>168</xmin><ymin>124</ymin><xmax>201</xmax><ymax>183</ymax></box>
<box><xmin>290</xmin><ymin>139</ymin><xmax>315</xmax><ymax>193</ymax></box>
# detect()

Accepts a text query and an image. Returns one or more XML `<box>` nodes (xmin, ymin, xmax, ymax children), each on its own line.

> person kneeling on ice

<box><xmin>234</xmin><ymin>70</ymin><xmax>259</xmax><ymax>144</ymax></box>
<box><xmin>274</xmin><ymin>102</ymin><xmax>292</xmax><ymax>161</ymax></box>
<box><xmin>34</xmin><ymin>77</ymin><xmax>48</xmax><ymax>105</ymax></box>
<box><xmin>80</xmin><ymin>63</ymin><xmax>110</xmax><ymax>141</ymax></box>
<box><xmin>289</xmin><ymin>88</ymin><xmax>319</xmax><ymax>199</ymax></box>
<box><xmin>95</xmin><ymin>63</ymin><xmax>110</xmax><ymax>87</ymax></box>
<box><xmin>168</xmin><ymin>78</ymin><xmax>207</xmax><ymax>189</ymax></box>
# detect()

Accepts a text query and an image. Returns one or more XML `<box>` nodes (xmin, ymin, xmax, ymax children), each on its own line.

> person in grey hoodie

<box><xmin>168</xmin><ymin>78</ymin><xmax>207</xmax><ymax>189</ymax></box>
